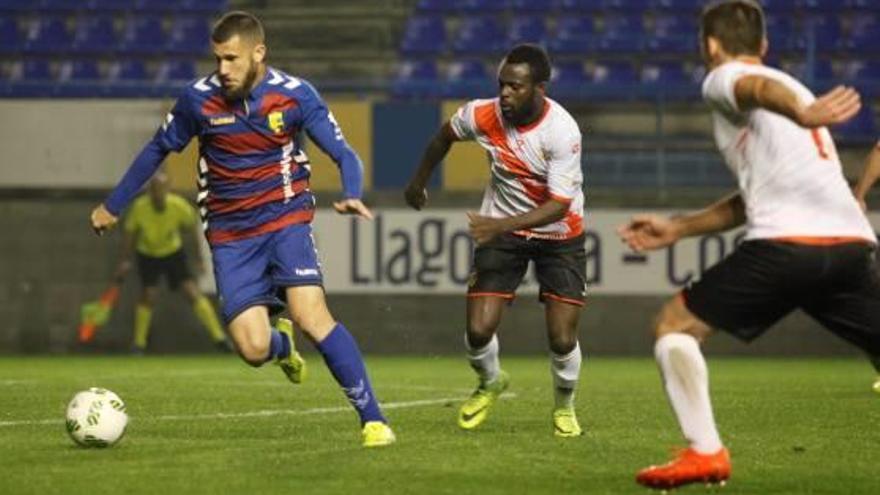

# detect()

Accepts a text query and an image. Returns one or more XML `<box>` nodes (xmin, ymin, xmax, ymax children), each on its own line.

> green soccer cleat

<box><xmin>362</xmin><ymin>421</ymin><xmax>396</xmax><ymax>448</ymax></box>
<box><xmin>275</xmin><ymin>318</ymin><xmax>306</xmax><ymax>384</ymax></box>
<box><xmin>553</xmin><ymin>407</ymin><xmax>583</xmax><ymax>438</ymax></box>
<box><xmin>458</xmin><ymin>370</ymin><xmax>509</xmax><ymax>430</ymax></box>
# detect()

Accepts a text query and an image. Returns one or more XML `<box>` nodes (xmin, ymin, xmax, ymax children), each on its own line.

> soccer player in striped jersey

<box><xmin>618</xmin><ymin>0</ymin><xmax>880</xmax><ymax>488</ymax></box>
<box><xmin>90</xmin><ymin>11</ymin><xmax>394</xmax><ymax>447</ymax></box>
<box><xmin>405</xmin><ymin>44</ymin><xmax>587</xmax><ymax>438</ymax></box>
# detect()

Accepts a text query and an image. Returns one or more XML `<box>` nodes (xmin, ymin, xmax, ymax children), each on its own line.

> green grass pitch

<box><xmin>0</xmin><ymin>356</ymin><xmax>877</xmax><ymax>494</ymax></box>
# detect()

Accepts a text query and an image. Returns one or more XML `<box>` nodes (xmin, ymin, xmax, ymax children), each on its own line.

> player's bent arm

<box><xmin>496</xmin><ymin>198</ymin><xmax>568</xmax><ymax>233</ymax></box>
<box><xmin>404</xmin><ymin>122</ymin><xmax>459</xmax><ymax>210</ymax></box>
<box><xmin>735</xmin><ymin>75</ymin><xmax>861</xmax><ymax>128</ymax></box>
<box><xmin>103</xmin><ymin>139</ymin><xmax>170</xmax><ymax>216</ymax></box>
<box><xmin>673</xmin><ymin>190</ymin><xmax>745</xmax><ymax>238</ymax></box>
<box><xmin>853</xmin><ymin>142</ymin><xmax>880</xmax><ymax>206</ymax></box>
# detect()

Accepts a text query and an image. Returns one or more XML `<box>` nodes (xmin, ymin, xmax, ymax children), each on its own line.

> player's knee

<box><xmin>466</xmin><ymin>319</ymin><xmax>496</xmax><ymax>348</ymax></box>
<box><xmin>238</xmin><ymin>342</ymin><xmax>269</xmax><ymax>367</ymax></box>
<box><xmin>548</xmin><ymin>333</ymin><xmax>577</xmax><ymax>355</ymax></box>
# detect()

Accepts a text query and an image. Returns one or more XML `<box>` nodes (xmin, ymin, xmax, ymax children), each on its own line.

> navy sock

<box><xmin>265</xmin><ymin>328</ymin><xmax>291</xmax><ymax>363</ymax></box>
<box><xmin>316</xmin><ymin>323</ymin><xmax>385</xmax><ymax>425</ymax></box>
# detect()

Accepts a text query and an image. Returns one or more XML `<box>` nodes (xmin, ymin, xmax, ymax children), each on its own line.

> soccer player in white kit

<box><xmin>617</xmin><ymin>0</ymin><xmax>880</xmax><ymax>489</ymax></box>
<box><xmin>405</xmin><ymin>44</ymin><xmax>587</xmax><ymax>437</ymax></box>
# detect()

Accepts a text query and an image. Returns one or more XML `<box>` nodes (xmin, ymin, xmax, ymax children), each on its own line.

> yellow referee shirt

<box><xmin>124</xmin><ymin>193</ymin><xmax>198</xmax><ymax>258</ymax></box>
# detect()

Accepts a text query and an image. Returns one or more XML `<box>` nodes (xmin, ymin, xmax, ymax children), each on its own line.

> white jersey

<box><xmin>450</xmin><ymin>97</ymin><xmax>584</xmax><ymax>240</ymax></box>
<box><xmin>702</xmin><ymin>61</ymin><xmax>875</xmax><ymax>243</ymax></box>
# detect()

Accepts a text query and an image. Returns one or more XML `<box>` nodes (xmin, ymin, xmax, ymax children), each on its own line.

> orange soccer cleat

<box><xmin>636</xmin><ymin>447</ymin><xmax>731</xmax><ymax>490</ymax></box>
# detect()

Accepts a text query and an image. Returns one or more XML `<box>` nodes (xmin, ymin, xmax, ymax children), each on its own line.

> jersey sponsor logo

<box><xmin>209</xmin><ymin>115</ymin><xmax>236</xmax><ymax>126</ymax></box>
<box><xmin>295</xmin><ymin>268</ymin><xmax>319</xmax><ymax>277</ymax></box>
<box><xmin>268</xmin><ymin>111</ymin><xmax>285</xmax><ymax>134</ymax></box>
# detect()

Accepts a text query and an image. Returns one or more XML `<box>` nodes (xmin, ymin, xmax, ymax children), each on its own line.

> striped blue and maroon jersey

<box><xmin>104</xmin><ymin>66</ymin><xmax>364</xmax><ymax>245</ymax></box>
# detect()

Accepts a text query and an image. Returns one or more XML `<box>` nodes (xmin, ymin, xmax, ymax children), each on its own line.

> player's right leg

<box><xmin>212</xmin><ymin>234</ymin><xmax>305</xmax><ymax>382</ymax></box>
<box><xmin>132</xmin><ymin>286</ymin><xmax>158</xmax><ymax>354</ymax></box>
<box><xmin>636</xmin><ymin>295</ymin><xmax>730</xmax><ymax>489</ymax></box>
<box><xmin>460</xmin><ymin>296</ymin><xmax>509</xmax><ymax>430</ymax></box>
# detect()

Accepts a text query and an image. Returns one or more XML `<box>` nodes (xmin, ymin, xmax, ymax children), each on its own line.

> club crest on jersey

<box><xmin>209</xmin><ymin>115</ymin><xmax>236</xmax><ymax>126</ymax></box>
<box><xmin>268</xmin><ymin>111</ymin><xmax>285</xmax><ymax>134</ymax></box>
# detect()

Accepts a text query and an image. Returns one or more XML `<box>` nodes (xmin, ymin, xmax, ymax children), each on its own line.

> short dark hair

<box><xmin>503</xmin><ymin>43</ymin><xmax>551</xmax><ymax>84</ymax></box>
<box><xmin>700</xmin><ymin>0</ymin><xmax>765</xmax><ymax>56</ymax></box>
<box><xmin>211</xmin><ymin>11</ymin><xmax>265</xmax><ymax>45</ymax></box>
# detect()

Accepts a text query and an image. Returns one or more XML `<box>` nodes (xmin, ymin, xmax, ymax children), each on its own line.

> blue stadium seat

<box><xmin>760</xmin><ymin>0</ymin><xmax>799</xmax><ymax>14</ymax></box>
<box><xmin>71</xmin><ymin>16</ymin><xmax>117</xmax><ymax>55</ymax></box>
<box><xmin>546</xmin><ymin>17</ymin><xmax>594</xmax><ymax>55</ymax></box>
<box><xmin>550</xmin><ymin>61</ymin><xmax>589</xmax><ymax>99</ymax></box>
<box><xmin>134</xmin><ymin>0</ymin><xmax>182</xmax><ymax>13</ymax></box>
<box><xmin>392</xmin><ymin>59</ymin><xmax>440</xmax><ymax>99</ymax></box>
<box><xmin>181</xmin><ymin>0</ymin><xmax>228</xmax><ymax>13</ymax></box>
<box><xmin>600</xmin><ymin>0</ymin><xmax>651</xmax><ymax>11</ymax></box>
<box><xmin>459</xmin><ymin>0</ymin><xmax>508</xmax><ymax>13</ymax></box>
<box><xmin>24</xmin><ymin>17</ymin><xmax>72</xmax><ymax>54</ymax></box>
<box><xmin>451</xmin><ymin>17</ymin><xmax>505</xmax><ymax>55</ymax></box>
<box><xmin>415</xmin><ymin>0</ymin><xmax>460</xmax><ymax>13</ymax></box>
<box><xmin>400</xmin><ymin>15</ymin><xmax>446</xmax><ymax>56</ymax></box>
<box><xmin>843</xmin><ymin>61</ymin><xmax>880</xmax><ymax>83</ymax></box>
<box><xmin>795</xmin><ymin>0</ymin><xmax>839</xmax><ymax>13</ymax></box>
<box><xmin>39</xmin><ymin>0</ymin><xmax>84</xmax><ymax>12</ymax></box>
<box><xmin>107</xmin><ymin>60</ymin><xmax>149</xmax><ymax>81</ymax></box>
<box><xmin>445</xmin><ymin>60</ymin><xmax>491</xmax><ymax>98</ymax></box>
<box><xmin>509</xmin><ymin>0</ymin><xmax>553</xmax><ymax>13</ymax></box>
<box><xmin>592</xmin><ymin>61</ymin><xmax>638</xmax><ymax>84</ymax></box>
<box><xmin>86</xmin><ymin>0</ymin><xmax>137</xmax><ymax>11</ymax></box>
<box><xmin>554</xmin><ymin>0</ymin><xmax>596</xmax><ymax>12</ymax></box>
<box><xmin>839</xmin><ymin>17</ymin><xmax>880</xmax><ymax>53</ymax></box>
<box><xmin>165</xmin><ymin>17</ymin><xmax>210</xmax><ymax>55</ymax></box>
<box><xmin>641</xmin><ymin>63</ymin><xmax>690</xmax><ymax>85</ymax></box>
<box><xmin>0</xmin><ymin>17</ymin><xmax>21</xmax><ymax>54</ymax></box>
<box><xmin>595</xmin><ymin>15</ymin><xmax>644</xmax><ymax>54</ymax></box>
<box><xmin>650</xmin><ymin>0</ymin><xmax>704</xmax><ymax>11</ymax></box>
<box><xmin>0</xmin><ymin>0</ymin><xmax>31</xmax><ymax>12</ymax></box>
<box><xmin>155</xmin><ymin>60</ymin><xmax>196</xmax><ymax>82</ymax></box>
<box><xmin>119</xmin><ymin>16</ymin><xmax>165</xmax><ymax>55</ymax></box>
<box><xmin>59</xmin><ymin>60</ymin><xmax>100</xmax><ymax>81</ymax></box>
<box><xmin>507</xmin><ymin>16</ymin><xmax>547</xmax><ymax>46</ymax></box>
<box><xmin>788</xmin><ymin>59</ymin><xmax>834</xmax><ymax>86</ymax></box>
<box><xmin>16</xmin><ymin>60</ymin><xmax>52</xmax><ymax>81</ymax></box>
<box><xmin>846</xmin><ymin>0</ymin><xmax>880</xmax><ymax>10</ymax></box>
<box><xmin>765</xmin><ymin>15</ymin><xmax>795</xmax><ymax>52</ymax></box>
<box><xmin>833</xmin><ymin>104</ymin><xmax>877</xmax><ymax>143</ymax></box>
<box><xmin>789</xmin><ymin>16</ymin><xmax>840</xmax><ymax>52</ymax></box>
<box><xmin>646</xmin><ymin>15</ymin><xmax>694</xmax><ymax>54</ymax></box>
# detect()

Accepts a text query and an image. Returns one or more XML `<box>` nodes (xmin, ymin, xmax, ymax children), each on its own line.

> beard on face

<box><xmin>222</xmin><ymin>59</ymin><xmax>258</xmax><ymax>101</ymax></box>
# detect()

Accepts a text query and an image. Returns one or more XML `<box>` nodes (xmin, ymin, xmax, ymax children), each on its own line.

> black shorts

<box><xmin>136</xmin><ymin>249</ymin><xmax>192</xmax><ymax>291</ymax></box>
<box><xmin>683</xmin><ymin>239</ymin><xmax>880</xmax><ymax>356</ymax></box>
<box><xmin>468</xmin><ymin>233</ymin><xmax>587</xmax><ymax>305</ymax></box>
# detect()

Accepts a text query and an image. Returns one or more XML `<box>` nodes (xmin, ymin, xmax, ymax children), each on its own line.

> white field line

<box><xmin>0</xmin><ymin>392</ymin><xmax>516</xmax><ymax>428</ymax></box>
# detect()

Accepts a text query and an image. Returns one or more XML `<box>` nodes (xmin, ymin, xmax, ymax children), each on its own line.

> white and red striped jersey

<box><xmin>450</xmin><ymin>97</ymin><xmax>584</xmax><ymax>240</ymax></box>
<box><xmin>703</xmin><ymin>61</ymin><xmax>875</xmax><ymax>244</ymax></box>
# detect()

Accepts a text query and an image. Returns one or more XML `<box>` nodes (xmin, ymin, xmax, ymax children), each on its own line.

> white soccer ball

<box><xmin>65</xmin><ymin>388</ymin><xmax>128</xmax><ymax>448</ymax></box>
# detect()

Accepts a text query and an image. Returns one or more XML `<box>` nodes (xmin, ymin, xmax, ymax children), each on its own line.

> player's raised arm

<box><xmin>618</xmin><ymin>191</ymin><xmax>745</xmax><ymax>252</ymax></box>
<box><xmin>734</xmin><ymin>76</ymin><xmax>861</xmax><ymax>128</ymax></box>
<box><xmin>404</xmin><ymin>122</ymin><xmax>459</xmax><ymax>210</ymax></box>
<box><xmin>91</xmin><ymin>92</ymin><xmax>199</xmax><ymax>235</ymax></box>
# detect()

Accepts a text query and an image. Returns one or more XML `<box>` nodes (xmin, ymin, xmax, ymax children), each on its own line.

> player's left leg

<box><xmin>286</xmin><ymin>285</ymin><xmax>395</xmax><ymax>447</ymax></box>
<box><xmin>544</xmin><ymin>299</ymin><xmax>583</xmax><ymax>437</ymax></box>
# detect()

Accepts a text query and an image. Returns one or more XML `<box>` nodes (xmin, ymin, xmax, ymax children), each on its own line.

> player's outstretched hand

<box><xmin>798</xmin><ymin>85</ymin><xmax>861</xmax><ymax>128</ymax></box>
<box><xmin>333</xmin><ymin>198</ymin><xmax>374</xmax><ymax>220</ymax></box>
<box><xmin>404</xmin><ymin>182</ymin><xmax>428</xmax><ymax>210</ymax></box>
<box><xmin>616</xmin><ymin>214</ymin><xmax>680</xmax><ymax>252</ymax></box>
<box><xmin>90</xmin><ymin>204</ymin><xmax>118</xmax><ymax>236</ymax></box>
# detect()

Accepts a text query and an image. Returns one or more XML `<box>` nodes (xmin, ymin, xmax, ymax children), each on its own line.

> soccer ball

<box><xmin>65</xmin><ymin>388</ymin><xmax>128</xmax><ymax>448</ymax></box>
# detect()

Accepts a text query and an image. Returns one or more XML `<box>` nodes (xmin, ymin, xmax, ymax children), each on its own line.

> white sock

<box><xmin>551</xmin><ymin>341</ymin><xmax>582</xmax><ymax>409</ymax></box>
<box><xmin>465</xmin><ymin>333</ymin><xmax>500</xmax><ymax>385</ymax></box>
<box><xmin>654</xmin><ymin>333</ymin><xmax>723</xmax><ymax>454</ymax></box>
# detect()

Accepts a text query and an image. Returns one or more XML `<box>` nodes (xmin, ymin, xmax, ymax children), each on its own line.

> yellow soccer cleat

<box><xmin>553</xmin><ymin>407</ymin><xmax>583</xmax><ymax>438</ymax></box>
<box><xmin>873</xmin><ymin>376</ymin><xmax>880</xmax><ymax>395</ymax></box>
<box><xmin>275</xmin><ymin>318</ymin><xmax>306</xmax><ymax>384</ymax></box>
<box><xmin>458</xmin><ymin>370</ymin><xmax>509</xmax><ymax>430</ymax></box>
<box><xmin>362</xmin><ymin>421</ymin><xmax>396</xmax><ymax>448</ymax></box>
